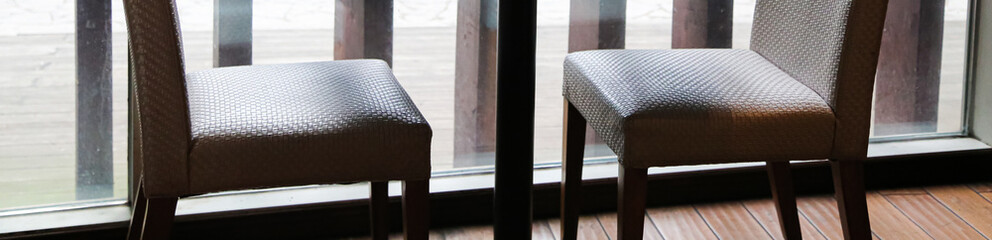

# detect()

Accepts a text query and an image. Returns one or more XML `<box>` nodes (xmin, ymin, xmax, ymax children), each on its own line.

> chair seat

<box><xmin>184</xmin><ymin>60</ymin><xmax>431</xmax><ymax>194</ymax></box>
<box><xmin>564</xmin><ymin>49</ymin><xmax>835</xmax><ymax>168</ymax></box>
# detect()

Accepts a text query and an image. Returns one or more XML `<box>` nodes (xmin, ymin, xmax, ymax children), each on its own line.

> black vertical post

<box><xmin>76</xmin><ymin>0</ymin><xmax>113</xmax><ymax>200</ymax></box>
<box><xmin>214</xmin><ymin>0</ymin><xmax>253</xmax><ymax>67</ymax></box>
<box><xmin>493</xmin><ymin>0</ymin><xmax>537</xmax><ymax>239</ymax></box>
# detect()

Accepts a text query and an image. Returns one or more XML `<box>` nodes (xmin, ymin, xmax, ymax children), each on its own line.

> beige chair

<box><xmin>560</xmin><ymin>0</ymin><xmax>889</xmax><ymax>239</ymax></box>
<box><xmin>124</xmin><ymin>0</ymin><xmax>431</xmax><ymax>239</ymax></box>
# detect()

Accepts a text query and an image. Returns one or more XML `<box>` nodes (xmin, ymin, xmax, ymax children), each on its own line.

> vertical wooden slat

<box><xmin>453</xmin><ymin>0</ymin><xmax>498</xmax><ymax>167</ymax></box>
<box><xmin>874</xmin><ymin>0</ymin><xmax>945</xmax><ymax>135</ymax></box>
<box><xmin>568</xmin><ymin>0</ymin><xmax>626</xmax><ymax>52</ymax></box>
<box><xmin>335</xmin><ymin>0</ymin><xmax>393</xmax><ymax>64</ymax></box>
<box><xmin>672</xmin><ymin>0</ymin><xmax>733</xmax><ymax>48</ymax></box>
<box><xmin>214</xmin><ymin>0</ymin><xmax>253</xmax><ymax>67</ymax></box>
<box><xmin>76</xmin><ymin>0</ymin><xmax>113</xmax><ymax>200</ymax></box>
<box><xmin>568</xmin><ymin>0</ymin><xmax>625</xmax><ymax>149</ymax></box>
<box><xmin>493</xmin><ymin>0</ymin><xmax>537</xmax><ymax>238</ymax></box>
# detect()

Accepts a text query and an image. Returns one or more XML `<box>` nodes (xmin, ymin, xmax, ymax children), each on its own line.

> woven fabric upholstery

<box><xmin>124</xmin><ymin>0</ymin><xmax>191</xmax><ymax>197</ymax></box>
<box><xmin>751</xmin><ymin>0</ymin><xmax>889</xmax><ymax>159</ymax></box>
<box><xmin>751</xmin><ymin>0</ymin><xmax>851</xmax><ymax>107</ymax></box>
<box><xmin>564</xmin><ymin>49</ymin><xmax>835</xmax><ymax>168</ymax></box>
<box><xmin>184</xmin><ymin>60</ymin><xmax>431</xmax><ymax>194</ymax></box>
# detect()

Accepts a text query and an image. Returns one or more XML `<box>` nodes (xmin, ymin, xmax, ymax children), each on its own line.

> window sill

<box><xmin>1</xmin><ymin>137</ymin><xmax>989</xmax><ymax>238</ymax></box>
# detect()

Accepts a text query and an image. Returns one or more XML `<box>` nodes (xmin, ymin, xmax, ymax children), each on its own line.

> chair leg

<box><xmin>561</xmin><ymin>100</ymin><xmax>586</xmax><ymax>240</ymax></box>
<box><xmin>618</xmin><ymin>166</ymin><xmax>647</xmax><ymax>240</ymax></box>
<box><xmin>370</xmin><ymin>181</ymin><xmax>390</xmax><ymax>240</ymax></box>
<box><xmin>140</xmin><ymin>196</ymin><xmax>178</xmax><ymax>240</ymax></box>
<box><xmin>402</xmin><ymin>179</ymin><xmax>429</xmax><ymax>240</ymax></box>
<box><xmin>830</xmin><ymin>160</ymin><xmax>871</xmax><ymax>240</ymax></box>
<box><xmin>127</xmin><ymin>179</ymin><xmax>148</xmax><ymax>240</ymax></box>
<box><xmin>767</xmin><ymin>161</ymin><xmax>802</xmax><ymax>240</ymax></box>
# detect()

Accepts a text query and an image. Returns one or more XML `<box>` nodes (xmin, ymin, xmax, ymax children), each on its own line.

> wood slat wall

<box><xmin>352</xmin><ymin>182</ymin><xmax>992</xmax><ymax>240</ymax></box>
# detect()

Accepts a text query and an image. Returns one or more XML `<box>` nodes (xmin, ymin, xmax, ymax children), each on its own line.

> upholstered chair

<box><xmin>560</xmin><ymin>0</ymin><xmax>889</xmax><ymax>239</ymax></box>
<box><xmin>123</xmin><ymin>0</ymin><xmax>431</xmax><ymax>239</ymax></box>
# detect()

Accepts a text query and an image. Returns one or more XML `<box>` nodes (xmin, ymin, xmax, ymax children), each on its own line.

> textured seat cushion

<box><xmin>564</xmin><ymin>49</ymin><xmax>835</xmax><ymax>168</ymax></box>
<box><xmin>185</xmin><ymin>60</ymin><xmax>431</xmax><ymax>194</ymax></box>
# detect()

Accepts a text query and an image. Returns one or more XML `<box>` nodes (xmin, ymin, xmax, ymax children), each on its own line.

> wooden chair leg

<box><xmin>830</xmin><ymin>160</ymin><xmax>871</xmax><ymax>240</ymax></box>
<box><xmin>140</xmin><ymin>196</ymin><xmax>178</xmax><ymax>240</ymax></box>
<box><xmin>127</xmin><ymin>179</ymin><xmax>148</xmax><ymax>240</ymax></box>
<box><xmin>561</xmin><ymin>100</ymin><xmax>586</xmax><ymax>240</ymax></box>
<box><xmin>767</xmin><ymin>161</ymin><xmax>802</xmax><ymax>240</ymax></box>
<box><xmin>402</xmin><ymin>179</ymin><xmax>429</xmax><ymax>240</ymax></box>
<box><xmin>370</xmin><ymin>181</ymin><xmax>390</xmax><ymax>240</ymax></box>
<box><xmin>618</xmin><ymin>166</ymin><xmax>647</xmax><ymax>240</ymax></box>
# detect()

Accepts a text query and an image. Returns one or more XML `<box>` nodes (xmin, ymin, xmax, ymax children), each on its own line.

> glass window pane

<box><xmin>0</xmin><ymin>0</ymin><xmax>128</xmax><ymax>211</ymax></box>
<box><xmin>871</xmin><ymin>0</ymin><xmax>968</xmax><ymax>137</ymax></box>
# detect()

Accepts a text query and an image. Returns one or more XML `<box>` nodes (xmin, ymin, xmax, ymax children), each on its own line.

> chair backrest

<box><xmin>124</xmin><ymin>0</ymin><xmax>191</xmax><ymax>196</ymax></box>
<box><xmin>750</xmin><ymin>0</ymin><xmax>889</xmax><ymax>159</ymax></box>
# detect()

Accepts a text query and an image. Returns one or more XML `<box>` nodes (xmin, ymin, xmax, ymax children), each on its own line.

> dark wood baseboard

<box><xmin>15</xmin><ymin>151</ymin><xmax>992</xmax><ymax>240</ymax></box>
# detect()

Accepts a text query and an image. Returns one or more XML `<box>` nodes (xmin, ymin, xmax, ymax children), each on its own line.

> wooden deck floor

<box><xmin>346</xmin><ymin>182</ymin><xmax>992</xmax><ymax>240</ymax></box>
<box><xmin>0</xmin><ymin>22</ymin><xmax>970</xmax><ymax>210</ymax></box>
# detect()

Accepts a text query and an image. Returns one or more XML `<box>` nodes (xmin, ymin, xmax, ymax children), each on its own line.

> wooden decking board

<box><xmin>441</xmin><ymin>225</ymin><xmax>494</xmax><ymax>240</ymax></box>
<box><xmin>884</xmin><ymin>194</ymin><xmax>986</xmax><ymax>239</ymax></box>
<box><xmin>797</xmin><ymin>196</ymin><xmax>847</xmax><ymax>240</ymax></box>
<box><xmin>970</xmin><ymin>183</ymin><xmax>992</xmax><ymax>193</ymax></box>
<box><xmin>547</xmin><ymin>216</ymin><xmax>609</xmax><ymax>240</ymax></box>
<box><xmin>339</xmin><ymin>183</ymin><xmax>992</xmax><ymax>239</ymax></box>
<box><xmin>742</xmin><ymin>199</ymin><xmax>826</xmax><ymax>240</ymax></box>
<box><xmin>596</xmin><ymin>212</ymin><xmax>664</xmax><ymax>240</ymax></box>
<box><xmin>646</xmin><ymin>205</ymin><xmax>719</xmax><ymax>240</ymax></box>
<box><xmin>532</xmin><ymin>221</ymin><xmax>556</xmax><ymax>240</ymax></box>
<box><xmin>865</xmin><ymin>192</ymin><xmax>932</xmax><ymax>240</ymax></box>
<box><xmin>925</xmin><ymin>185</ymin><xmax>992</xmax><ymax>238</ymax></box>
<box><xmin>982</xmin><ymin>193</ymin><xmax>992</xmax><ymax>204</ymax></box>
<box><xmin>878</xmin><ymin>188</ymin><xmax>929</xmax><ymax>196</ymax></box>
<box><xmin>694</xmin><ymin>202</ymin><xmax>774</xmax><ymax>239</ymax></box>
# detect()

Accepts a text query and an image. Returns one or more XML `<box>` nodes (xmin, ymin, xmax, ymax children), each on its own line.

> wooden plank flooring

<box><xmin>349</xmin><ymin>182</ymin><xmax>992</xmax><ymax>240</ymax></box>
